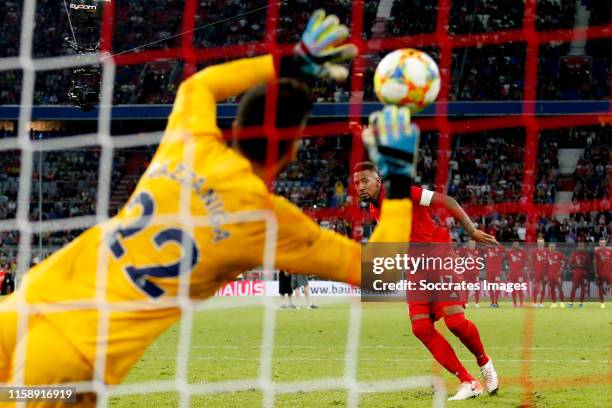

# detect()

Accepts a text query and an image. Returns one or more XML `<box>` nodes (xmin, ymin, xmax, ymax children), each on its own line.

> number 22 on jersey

<box><xmin>106</xmin><ymin>191</ymin><xmax>199</xmax><ymax>298</ymax></box>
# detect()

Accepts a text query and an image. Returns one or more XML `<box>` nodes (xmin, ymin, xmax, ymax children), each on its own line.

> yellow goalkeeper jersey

<box><xmin>1</xmin><ymin>55</ymin><xmax>413</xmax><ymax>384</ymax></box>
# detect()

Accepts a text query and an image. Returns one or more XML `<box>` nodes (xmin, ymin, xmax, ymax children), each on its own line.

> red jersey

<box><xmin>594</xmin><ymin>247</ymin><xmax>612</xmax><ymax>279</ymax></box>
<box><xmin>460</xmin><ymin>248</ymin><xmax>481</xmax><ymax>281</ymax></box>
<box><xmin>369</xmin><ymin>186</ymin><xmax>450</xmax><ymax>243</ymax></box>
<box><xmin>570</xmin><ymin>251</ymin><xmax>590</xmax><ymax>277</ymax></box>
<box><xmin>531</xmin><ymin>248</ymin><xmax>548</xmax><ymax>280</ymax></box>
<box><xmin>506</xmin><ymin>248</ymin><xmax>527</xmax><ymax>280</ymax></box>
<box><xmin>546</xmin><ymin>251</ymin><xmax>566</xmax><ymax>279</ymax></box>
<box><xmin>0</xmin><ymin>269</ymin><xmax>5</xmax><ymax>288</ymax></box>
<box><xmin>483</xmin><ymin>245</ymin><xmax>505</xmax><ymax>275</ymax></box>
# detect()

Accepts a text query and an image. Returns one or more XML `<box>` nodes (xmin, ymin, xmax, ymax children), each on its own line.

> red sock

<box><xmin>512</xmin><ymin>291</ymin><xmax>517</xmax><ymax>304</ymax></box>
<box><xmin>475</xmin><ymin>288</ymin><xmax>480</xmax><ymax>303</ymax></box>
<box><xmin>411</xmin><ymin>318</ymin><xmax>475</xmax><ymax>383</ymax></box>
<box><xmin>444</xmin><ymin>313</ymin><xmax>489</xmax><ymax>367</ymax></box>
<box><xmin>599</xmin><ymin>285</ymin><xmax>605</xmax><ymax>302</ymax></box>
<box><xmin>532</xmin><ymin>282</ymin><xmax>538</xmax><ymax>303</ymax></box>
<box><xmin>579</xmin><ymin>285</ymin><xmax>586</xmax><ymax>303</ymax></box>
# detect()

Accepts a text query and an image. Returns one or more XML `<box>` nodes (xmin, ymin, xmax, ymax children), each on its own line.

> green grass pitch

<box><xmin>111</xmin><ymin>300</ymin><xmax>611</xmax><ymax>407</ymax></box>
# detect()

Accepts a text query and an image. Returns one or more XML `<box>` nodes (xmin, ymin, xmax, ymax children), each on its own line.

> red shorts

<box><xmin>509</xmin><ymin>275</ymin><xmax>525</xmax><ymax>284</ymax></box>
<box><xmin>533</xmin><ymin>271</ymin><xmax>546</xmax><ymax>283</ymax></box>
<box><xmin>408</xmin><ymin>301</ymin><xmax>465</xmax><ymax>322</ymax></box>
<box><xmin>463</xmin><ymin>273</ymin><xmax>480</xmax><ymax>283</ymax></box>
<box><xmin>486</xmin><ymin>271</ymin><xmax>502</xmax><ymax>282</ymax></box>
<box><xmin>572</xmin><ymin>272</ymin><xmax>588</xmax><ymax>286</ymax></box>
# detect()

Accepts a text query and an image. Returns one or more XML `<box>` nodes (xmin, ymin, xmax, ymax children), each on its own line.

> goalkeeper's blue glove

<box><xmin>362</xmin><ymin>105</ymin><xmax>420</xmax><ymax>199</ymax></box>
<box><xmin>282</xmin><ymin>9</ymin><xmax>357</xmax><ymax>82</ymax></box>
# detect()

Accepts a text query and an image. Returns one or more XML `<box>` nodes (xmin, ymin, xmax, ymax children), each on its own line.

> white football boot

<box><xmin>448</xmin><ymin>380</ymin><xmax>483</xmax><ymax>401</ymax></box>
<box><xmin>480</xmin><ymin>358</ymin><xmax>499</xmax><ymax>394</ymax></box>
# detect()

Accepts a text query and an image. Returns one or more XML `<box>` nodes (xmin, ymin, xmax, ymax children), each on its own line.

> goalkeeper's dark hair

<box><xmin>235</xmin><ymin>78</ymin><xmax>313</xmax><ymax>164</ymax></box>
<box><xmin>354</xmin><ymin>161</ymin><xmax>380</xmax><ymax>176</ymax></box>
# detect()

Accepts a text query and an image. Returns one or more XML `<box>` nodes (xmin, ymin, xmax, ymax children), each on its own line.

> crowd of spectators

<box><xmin>0</xmin><ymin>122</ymin><xmax>610</xmax><ymax>265</ymax></box>
<box><xmin>451</xmin><ymin>44</ymin><xmax>526</xmax><ymax>101</ymax></box>
<box><xmin>447</xmin><ymin>129</ymin><xmax>525</xmax><ymax>206</ymax></box>
<box><xmin>534</xmin><ymin>131</ymin><xmax>560</xmax><ymax>204</ymax></box>
<box><xmin>275</xmin><ymin>136</ymin><xmax>351</xmax><ymax>209</ymax></box>
<box><xmin>1</xmin><ymin>1</ymin><xmax>611</xmax><ymax>104</ymax></box>
<box><xmin>533</xmin><ymin>211</ymin><xmax>612</xmax><ymax>244</ymax></box>
<box><xmin>573</xmin><ymin>129</ymin><xmax>610</xmax><ymax>202</ymax></box>
<box><xmin>446</xmin><ymin>210</ymin><xmax>612</xmax><ymax>245</ymax></box>
<box><xmin>449</xmin><ymin>0</ymin><xmax>523</xmax><ymax>34</ymax></box>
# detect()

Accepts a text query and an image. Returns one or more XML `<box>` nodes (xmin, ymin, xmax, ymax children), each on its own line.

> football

<box><xmin>373</xmin><ymin>48</ymin><xmax>441</xmax><ymax>111</ymax></box>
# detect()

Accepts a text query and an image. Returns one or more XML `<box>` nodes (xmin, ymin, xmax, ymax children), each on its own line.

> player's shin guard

<box><xmin>411</xmin><ymin>318</ymin><xmax>475</xmax><ymax>383</ymax></box>
<box><xmin>443</xmin><ymin>313</ymin><xmax>489</xmax><ymax>367</ymax></box>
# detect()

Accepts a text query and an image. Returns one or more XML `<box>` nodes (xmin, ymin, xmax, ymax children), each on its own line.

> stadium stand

<box><xmin>0</xmin><ymin>1</ymin><xmax>610</xmax><ymax>104</ymax></box>
<box><xmin>0</xmin><ymin>0</ymin><xmax>610</xmax><ymax>287</ymax></box>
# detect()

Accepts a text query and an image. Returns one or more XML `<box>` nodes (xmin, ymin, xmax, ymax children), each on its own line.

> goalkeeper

<box><xmin>0</xmin><ymin>9</ymin><xmax>417</xmax><ymax>404</ymax></box>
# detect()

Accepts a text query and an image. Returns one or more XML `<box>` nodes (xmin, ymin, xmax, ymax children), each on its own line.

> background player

<box><xmin>0</xmin><ymin>10</ymin><xmax>418</xmax><ymax>403</ymax></box>
<box><xmin>291</xmin><ymin>273</ymin><xmax>318</xmax><ymax>309</ymax></box>
<box><xmin>483</xmin><ymin>244</ymin><xmax>505</xmax><ymax>307</ymax></box>
<box><xmin>594</xmin><ymin>237</ymin><xmax>612</xmax><ymax>308</ymax></box>
<box><xmin>353</xmin><ymin>154</ymin><xmax>499</xmax><ymax>400</ymax></box>
<box><xmin>546</xmin><ymin>243</ymin><xmax>566</xmax><ymax>308</ymax></box>
<box><xmin>531</xmin><ymin>237</ymin><xmax>549</xmax><ymax>307</ymax></box>
<box><xmin>462</xmin><ymin>239</ymin><xmax>482</xmax><ymax>307</ymax></box>
<box><xmin>506</xmin><ymin>241</ymin><xmax>527</xmax><ymax>307</ymax></box>
<box><xmin>568</xmin><ymin>241</ymin><xmax>590</xmax><ymax>308</ymax></box>
<box><xmin>278</xmin><ymin>270</ymin><xmax>295</xmax><ymax>309</ymax></box>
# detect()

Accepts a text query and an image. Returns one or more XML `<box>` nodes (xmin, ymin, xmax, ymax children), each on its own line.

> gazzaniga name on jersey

<box><xmin>146</xmin><ymin>161</ymin><xmax>230</xmax><ymax>242</ymax></box>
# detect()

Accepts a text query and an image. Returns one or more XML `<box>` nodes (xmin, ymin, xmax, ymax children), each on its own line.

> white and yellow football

<box><xmin>373</xmin><ymin>48</ymin><xmax>441</xmax><ymax>111</ymax></box>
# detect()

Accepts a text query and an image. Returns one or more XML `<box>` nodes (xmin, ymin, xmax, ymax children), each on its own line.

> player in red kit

<box><xmin>546</xmin><ymin>243</ymin><xmax>566</xmax><ymax>308</ymax></box>
<box><xmin>506</xmin><ymin>241</ymin><xmax>527</xmax><ymax>307</ymax></box>
<box><xmin>0</xmin><ymin>265</ymin><xmax>5</xmax><ymax>294</ymax></box>
<box><xmin>531</xmin><ymin>237</ymin><xmax>549</xmax><ymax>307</ymax></box>
<box><xmin>354</xmin><ymin>154</ymin><xmax>499</xmax><ymax>400</ymax></box>
<box><xmin>568</xmin><ymin>241</ymin><xmax>590</xmax><ymax>308</ymax></box>
<box><xmin>462</xmin><ymin>239</ymin><xmax>482</xmax><ymax>307</ymax></box>
<box><xmin>594</xmin><ymin>237</ymin><xmax>612</xmax><ymax>308</ymax></box>
<box><xmin>483</xmin><ymin>244</ymin><xmax>505</xmax><ymax>307</ymax></box>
